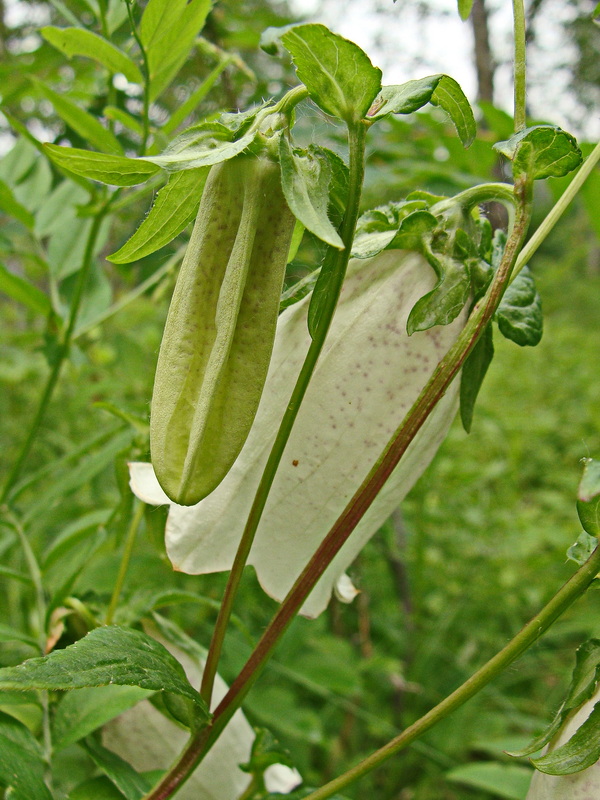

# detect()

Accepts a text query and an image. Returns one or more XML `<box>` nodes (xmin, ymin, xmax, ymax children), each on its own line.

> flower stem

<box><xmin>1</xmin><ymin>210</ymin><xmax>108</xmax><ymax>506</ymax></box>
<box><xmin>301</xmin><ymin>541</ymin><xmax>600</xmax><ymax>800</ymax></box>
<box><xmin>105</xmin><ymin>500</ymin><xmax>145</xmax><ymax>625</ymax></box>
<box><xmin>199</xmin><ymin>120</ymin><xmax>368</xmax><ymax>707</ymax></box>
<box><xmin>512</xmin><ymin>0</ymin><xmax>527</xmax><ymax>132</ymax></box>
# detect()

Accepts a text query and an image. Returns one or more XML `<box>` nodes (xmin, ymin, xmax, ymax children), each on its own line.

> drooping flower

<box><xmin>131</xmin><ymin>250</ymin><xmax>468</xmax><ymax>617</ymax></box>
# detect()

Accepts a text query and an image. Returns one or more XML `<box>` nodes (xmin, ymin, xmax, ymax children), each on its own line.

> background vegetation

<box><xmin>0</xmin><ymin>1</ymin><xmax>598</xmax><ymax>798</ymax></box>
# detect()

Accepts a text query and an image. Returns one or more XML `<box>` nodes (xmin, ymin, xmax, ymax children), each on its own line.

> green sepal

<box><xmin>460</xmin><ymin>322</ymin><xmax>494</xmax><ymax>433</ymax></box>
<box><xmin>494</xmin><ymin>125</ymin><xmax>582</xmax><ymax>181</ymax></box>
<box><xmin>577</xmin><ymin>458</ymin><xmax>600</xmax><ymax>536</ymax></box>
<box><xmin>509</xmin><ymin>639</ymin><xmax>600</xmax><ymax>759</ymax></box>
<box><xmin>496</xmin><ymin>266</ymin><xmax>543</xmax><ymax>347</ymax></box>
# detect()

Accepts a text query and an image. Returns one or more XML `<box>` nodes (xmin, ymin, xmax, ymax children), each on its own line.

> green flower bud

<box><xmin>151</xmin><ymin>154</ymin><xmax>296</xmax><ymax>506</ymax></box>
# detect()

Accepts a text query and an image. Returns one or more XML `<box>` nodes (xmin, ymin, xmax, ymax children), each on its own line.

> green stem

<box><xmin>1</xmin><ymin>211</ymin><xmax>108</xmax><ymax>505</ymax></box>
<box><xmin>512</xmin><ymin>0</ymin><xmax>527</xmax><ymax>131</ymax></box>
<box><xmin>513</xmin><ymin>140</ymin><xmax>600</xmax><ymax>278</ymax></box>
<box><xmin>201</xmin><ymin>175</ymin><xmax>533</xmax><ymax>759</ymax></box>
<box><xmin>199</xmin><ymin>120</ymin><xmax>368</xmax><ymax>707</ymax></box>
<box><xmin>105</xmin><ymin>501</ymin><xmax>145</xmax><ymax>625</ymax></box>
<box><xmin>302</xmin><ymin>541</ymin><xmax>600</xmax><ymax>800</ymax></box>
<box><xmin>125</xmin><ymin>0</ymin><xmax>151</xmax><ymax>154</ymax></box>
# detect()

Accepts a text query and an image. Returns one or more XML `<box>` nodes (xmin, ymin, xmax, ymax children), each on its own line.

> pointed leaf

<box><xmin>34</xmin><ymin>81</ymin><xmax>123</xmax><ymax>155</ymax></box>
<box><xmin>109</xmin><ymin>167</ymin><xmax>207</xmax><ymax>263</ymax></box>
<box><xmin>367</xmin><ymin>75</ymin><xmax>445</xmax><ymax>118</ymax></box>
<box><xmin>145</xmin><ymin>123</ymin><xmax>257</xmax><ymax>171</ymax></box>
<box><xmin>43</xmin><ymin>144</ymin><xmax>160</xmax><ymax>185</ymax></box>
<box><xmin>457</xmin><ymin>0</ymin><xmax>474</xmax><ymax>20</ymax></box>
<box><xmin>83</xmin><ymin>738</ymin><xmax>151</xmax><ymax>800</ymax></box>
<box><xmin>495</xmin><ymin>125</ymin><xmax>582</xmax><ymax>180</ymax></box>
<box><xmin>532</xmin><ymin>702</ymin><xmax>600</xmax><ymax>774</ymax></box>
<box><xmin>407</xmin><ymin>250</ymin><xmax>470</xmax><ymax>333</ymax></box>
<box><xmin>281</xmin><ymin>24</ymin><xmax>382</xmax><ymax>123</ymax></box>
<box><xmin>430</xmin><ymin>75</ymin><xmax>476</xmax><ymax>147</ymax></box>
<box><xmin>0</xmin><ymin>626</ymin><xmax>210</xmax><ymax>730</ymax></box>
<box><xmin>279</xmin><ymin>137</ymin><xmax>343</xmax><ymax>249</ymax></box>
<box><xmin>0</xmin><ymin>714</ymin><xmax>52</xmax><ymax>800</ymax></box>
<box><xmin>496</xmin><ymin>266</ymin><xmax>543</xmax><ymax>346</ymax></box>
<box><xmin>0</xmin><ymin>178</ymin><xmax>34</xmax><ymax>228</ymax></box>
<box><xmin>460</xmin><ymin>322</ymin><xmax>494</xmax><ymax>433</ymax></box>
<box><xmin>41</xmin><ymin>26</ymin><xmax>143</xmax><ymax>83</ymax></box>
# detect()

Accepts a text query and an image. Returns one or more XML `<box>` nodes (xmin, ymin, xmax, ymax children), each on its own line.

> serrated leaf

<box><xmin>34</xmin><ymin>81</ymin><xmax>123</xmax><ymax>155</ymax></box>
<box><xmin>52</xmin><ymin>685</ymin><xmax>153</xmax><ymax>752</ymax></box>
<box><xmin>496</xmin><ymin>267</ymin><xmax>543</xmax><ymax>346</ymax></box>
<box><xmin>532</xmin><ymin>701</ymin><xmax>600</xmax><ymax>774</ymax></box>
<box><xmin>43</xmin><ymin>144</ymin><xmax>160</xmax><ymax>185</ymax></box>
<box><xmin>460</xmin><ymin>322</ymin><xmax>494</xmax><ymax>433</ymax></box>
<box><xmin>41</xmin><ymin>26</ymin><xmax>143</xmax><ymax>84</ymax></box>
<box><xmin>279</xmin><ymin>137</ymin><xmax>343</xmax><ymax>249</ymax></box>
<box><xmin>281</xmin><ymin>24</ymin><xmax>382</xmax><ymax>123</ymax></box>
<box><xmin>494</xmin><ymin>125</ymin><xmax>582</xmax><ymax>180</ymax></box>
<box><xmin>577</xmin><ymin>458</ymin><xmax>600</xmax><ymax>536</ymax></box>
<box><xmin>108</xmin><ymin>167</ymin><xmax>207</xmax><ymax>263</ymax></box>
<box><xmin>0</xmin><ymin>626</ymin><xmax>210</xmax><ymax>730</ymax></box>
<box><xmin>457</xmin><ymin>0</ymin><xmax>474</xmax><ymax>20</ymax></box>
<box><xmin>0</xmin><ymin>263</ymin><xmax>50</xmax><ymax>315</ymax></box>
<box><xmin>83</xmin><ymin>738</ymin><xmax>151</xmax><ymax>800</ymax></box>
<box><xmin>407</xmin><ymin>249</ymin><xmax>470</xmax><ymax>333</ymax></box>
<box><xmin>509</xmin><ymin>639</ymin><xmax>600</xmax><ymax>758</ymax></box>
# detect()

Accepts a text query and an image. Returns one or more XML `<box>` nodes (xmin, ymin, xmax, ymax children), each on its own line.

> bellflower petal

<box><xmin>131</xmin><ymin>251</ymin><xmax>468</xmax><ymax>617</ymax></box>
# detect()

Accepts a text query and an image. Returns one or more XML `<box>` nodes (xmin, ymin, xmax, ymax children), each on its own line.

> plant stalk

<box><xmin>512</xmin><ymin>0</ymin><xmax>527</xmax><ymax>131</ymax></box>
<box><xmin>302</xmin><ymin>541</ymin><xmax>600</xmax><ymax>800</ymax></box>
<box><xmin>105</xmin><ymin>500</ymin><xmax>145</xmax><ymax>625</ymax></box>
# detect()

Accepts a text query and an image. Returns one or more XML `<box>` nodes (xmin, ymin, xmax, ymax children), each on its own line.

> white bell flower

<box><xmin>130</xmin><ymin>250</ymin><xmax>467</xmax><ymax>617</ymax></box>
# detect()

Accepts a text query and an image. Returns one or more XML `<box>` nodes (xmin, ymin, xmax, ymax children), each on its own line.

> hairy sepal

<box><xmin>150</xmin><ymin>155</ymin><xmax>296</xmax><ymax>505</ymax></box>
<box><xmin>137</xmin><ymin>251</ymin><xmax>467</xmax><ymax>616</ymax></box>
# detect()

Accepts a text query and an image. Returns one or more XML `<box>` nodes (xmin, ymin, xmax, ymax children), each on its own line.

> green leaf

<box><xmin>430</xmin><ymin>75</ymin><xmax>476</xmax><ymax>147</ymax></box>
<box><xmin>47</xmin><ymin>214</ymin><xmax>111</xmax><ymax>280</ymax></box>
<box><xmin>496</xmin><ymin>267</ymin><xmax>543</xmax><ymax>346</ymax></box>
<box><xmin>109</xmin><ymin>168</ymin><xmax>207</xmax><ymax>263</ymax></box>
<box><xmin>103</xmin><ymin>106</ymin><xmax>145</xmax><ymax>137</ymax></box>
<box><xmin>0</xmin><ymin>263</ymin><xmax>51</xmax><ymax>316</ymax></box>
<box><xmin>52</xmin><ymin>685</ymin><xmax>154</xmax><ymax>752</ymax></box>
<box><xmin>446</xmin><ymin>762</ymin><xmax>532</xmax><ymax>799</ymax></box>
<box><xmin>577</xmin><ymin>458</ymin><xmax>600</xmax><ymax>536</ymax></box>
<box><xmin>457</xmin><ymin>0</ymin><xmax>475</xmax><ymax>20</ymax></box>
<box><xmin>509</xmin><ymin>639</ymin><xmax>600</xmax><ymax>758</ymax></box>
<box><xmin>460</xmin><ymin>322</ymin><xmax>494</xmax><ymax>433</ymax></box>
<box><xmin>567</xmin><ymin>532</ymin><xmax>598</xmax><ymax>566</ymax></box>
<box><xmin>281</xmin><ymin>24</ymin><xmax>382</xmax><ymax>123</ymax></box>
<box><xmin>34</xmin><ymin>81</ymin><xmax>123</xmax><ymax>155</ymax></box>
<box><xmin>532</xmin><ymin>701</ymin><xmax>600</xmax><ymax>774</ymax></box>
<box><xmin>41</xmin><ymin>26</ymin><xmax>143</xmax><ymax>84</ymax></box>
<box><xmin>352</xmin><ymin>203</ymin><xmax>435</xmax><ymax>259</ymax></box>
<box><xmin>70</xmin><ymin>776</ymin><xmax>128</xmax><ymax>800</ymax></box>
<box><xmin>0</xmin><ymin>626</ymin><xmax>210</xmax><ymax>731</ymax></box>
<box><xmin>82</xmin><ymin>738</ymin><xmax>151</xmax><ymax>800</ymax></box>
<box><xmin>140</xmin><ymin>0</ymin><xmax>212</xmax><ymax>101</ymax></box>
<box><xmin>43</xmin><ymin>144</ymin><xmax>160</xmax><ymax>186</ymax></box>
<box><xmin>0</xmin><ymin>178</ymin><xmax>35</xmax><ymax>228</ymax></box>
<box><xmin>307</xmin><ymin>247</ymin><xmax>337</xmax><ymax>340</ymax></box>
<box><xmin>279</xmin><ymin>137</ymin><xmax>343</xmax><ymax>249</ymax></box>
<box><xmin>0</xmin><ymin>714</ymin><xmax>52</xmax><ymax>800</ymax></box>
<box><xmin>145</xmin><ymin>122</ymin><xmax>257</xmax><ymax>171</ymax></box>
<box><xmin>34</xmin><ymin>180</ymin><xmax>90</xmax><ymax>237</ymax></box>
<box><xmin>407</xmin><ymin>249</ymin><xmax>471</xmax><ymax>333</ymax></box>
<box><xmin>494</xmin><ymin>125</ymin><xmax>582</xmax><ymax>180</ymax></box>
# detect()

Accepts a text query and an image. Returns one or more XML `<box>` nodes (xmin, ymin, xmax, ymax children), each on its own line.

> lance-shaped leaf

<box><xmin>458</xmin><ymin>0</ymin><xmax>475</xmax><ymax>20</ymax></box>
<box><xmin>460</xmin><ymin>322</ymin><xmax>494</xmax><ymax>433</ymax></box>
<box><xmin>367</xmin><ymin>75</ymin><xmax>476</xmax><ymax>146</ymax></box>
<box><xmin>131</xmin><ymin>250</ymin><xmax>468</xmax><ymax>617</ymax></box>
<box><xmin>43</xmin><ymin>144</ymin><xmax>160</xmax><ymax>185</ymax></box>
<box><xmin>577</xmin><ymin>458</ymin><xmax>600</xmax><ymax>537</ymax></box>
<box><xmin>0</xmin><ymin>713</ymin><xmax>53</xmax><ymax>800</ymax></box>
<box><xmin>145</xmin><ymin>121</ymin><xmax>258</xmax><ymax>171</ymax></box>
<box><xmin>281</xmin><ymin>24</ymin><xmax>382</xmax><ymax>123</ymax></box>
<box><xmin>495</xmin><ymin>125</ymin><xmax>582</xmax><ymax>181</ymax></box>
<box><xmin>41</xmin><ymin>26</ymin><xmax>143</xmax><ymax>84</ymax></box>
<box><xmin>108</xmin><ymin>167</ymin><xmax>208</xmax><ymax>263</ymax></box>
<box><xmin>0</xmin><ymin>626</ymin><xmax>210</xmax><ymax>731</ymax></box>
<box><xmin>496</xmin><ymin>266</ymin><xmax>543</xmax><ymax>346</ymax></box>
<box><xmin>279</xmin><ymin>138</ymin><xmax>343</xmax><ymax>249</ymax></box>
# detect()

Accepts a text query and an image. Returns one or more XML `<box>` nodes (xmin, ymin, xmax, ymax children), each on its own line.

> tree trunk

<box><xmin>470</xmin><ymin>0</ymin><xmax>495</xmax><ymax>103</ymax></box>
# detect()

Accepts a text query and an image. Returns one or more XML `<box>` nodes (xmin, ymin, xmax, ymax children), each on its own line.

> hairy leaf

<box><xmin>496</xmin><ymin>267</ymin><xmax>543</xmax><ymax>346</ymax></box>
<box><xmin>495</xmin><ymin>125</ymin><xmax>582</xmax><ymax>180</ymax></box>
<box><xmin>43</xmin><ymin>144</ymin><xmax>160</xmax><ymax>185</ymax></box>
